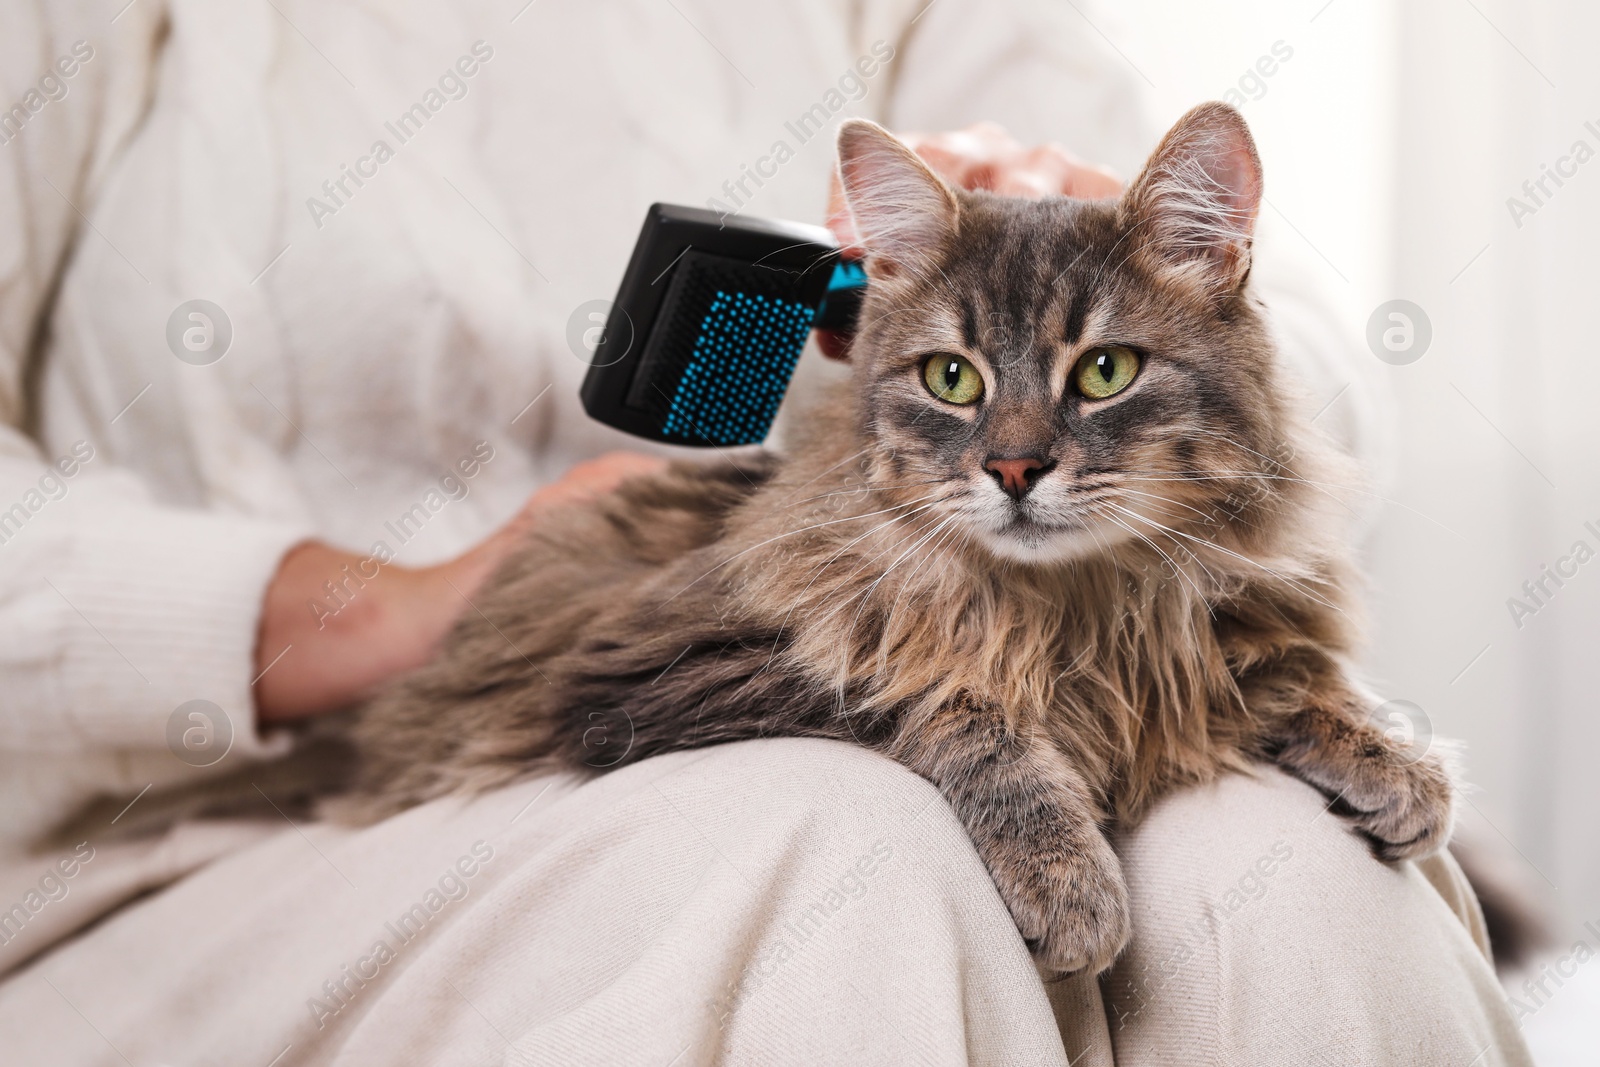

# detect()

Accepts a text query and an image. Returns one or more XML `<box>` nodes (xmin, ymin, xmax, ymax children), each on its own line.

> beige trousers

<box><xmin>0</xmin><ymin>739</ymin><xmax>1532</xmax><ymax>1065</ymax></box>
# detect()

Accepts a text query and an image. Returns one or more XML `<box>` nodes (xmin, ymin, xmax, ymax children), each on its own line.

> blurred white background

<box><xmin>1118</xmin><ymin>0</ymin><xmax>1600</xmax><ymax>1056</ymax></box>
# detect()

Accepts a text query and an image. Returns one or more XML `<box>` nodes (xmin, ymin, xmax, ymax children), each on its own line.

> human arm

<box><xmin>0</xmin><ymin>0</ymin><xmax>316</xmax><ymax>762</ymax></box>
<box><xmin>0</xmin><ymin>2</ymin><xmax>664</xmax><ymax>754</ymax></box>
<box><xmin>253</xmin><ymin>451</ymin><xmax>665</xmax><ymax>722</ymax></box>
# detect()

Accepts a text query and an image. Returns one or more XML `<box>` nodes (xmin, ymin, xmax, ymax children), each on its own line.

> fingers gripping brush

<box><xmin>579</xmin><ymin>204</ymin><xmax>866</xmax><ymax>447</ymax></box>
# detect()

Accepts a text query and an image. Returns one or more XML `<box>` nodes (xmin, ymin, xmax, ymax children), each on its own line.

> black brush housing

<box><xmin>579</xmin><ymin>203</ymin><xmax>865</xmax><ymax>447</ymax></box>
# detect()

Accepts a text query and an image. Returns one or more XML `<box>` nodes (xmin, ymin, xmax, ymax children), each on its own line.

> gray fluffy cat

<box><xmin>338</xmin><ymin>104</ymin><xmax>1453</xmax><ymax>974</ymax></box>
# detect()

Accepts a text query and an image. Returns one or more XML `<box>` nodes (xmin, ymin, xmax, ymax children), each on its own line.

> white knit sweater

<box><xmin>0</xmin><ymin>0</ymin><xmax>1377</xmax><ymax>853</ymax></box>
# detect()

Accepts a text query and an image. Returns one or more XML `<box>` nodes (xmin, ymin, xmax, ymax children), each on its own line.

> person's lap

<box><xmin>0</xmin><ymin>739</ymin><xmax>1529</xmax><ymax>1066</ymax></box>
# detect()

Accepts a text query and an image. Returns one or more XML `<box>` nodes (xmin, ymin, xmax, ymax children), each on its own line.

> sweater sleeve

<box><xmin>871</xmin><ymin>0</ymin><xmax>1394</xmax><ymax>491</ymax></box>
<box><xmin>0</xmin><ymin>0</ymin><xmax>311</xmax><ymax>756</ymax></box>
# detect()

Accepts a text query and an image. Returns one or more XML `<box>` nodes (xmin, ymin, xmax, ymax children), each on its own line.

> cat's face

<box><xmin>836</xmin><ymin>105</ymin><xmax>1289</xmax><ymax>565</ymax></box>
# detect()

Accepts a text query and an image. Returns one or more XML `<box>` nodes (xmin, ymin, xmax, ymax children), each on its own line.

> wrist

<box><xmin>254</xmin><ymin>542</ymin><xmax>463</xmax><ymax>724</ymax></box>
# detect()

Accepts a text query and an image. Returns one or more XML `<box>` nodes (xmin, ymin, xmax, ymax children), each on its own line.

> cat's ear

<box><xmin>1122</xmin><ymin>102</ymin><xmax>1262</xmax><ymax>295</ymax></box>
<box><xmin>836</xmin><ymin>119</ymin><xmax>958</xmax><ymax>275</ymax></box>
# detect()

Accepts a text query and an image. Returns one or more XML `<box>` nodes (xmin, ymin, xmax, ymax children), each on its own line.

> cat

<box><xmin>336</xmin><ymin>103</ymin><xmax>1455</xmax><ymax>974</ymax></box>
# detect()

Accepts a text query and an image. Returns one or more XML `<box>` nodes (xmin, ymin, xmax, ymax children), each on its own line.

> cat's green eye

<box><xmin>922</xmin><ymin>353</ymin><xmax>985</xmax><ymax>405</ymax></box>
<box><xmin>1073</xmin><ymin>345</ymin><xmax>1141</xmax><ymax>400</ymax></box>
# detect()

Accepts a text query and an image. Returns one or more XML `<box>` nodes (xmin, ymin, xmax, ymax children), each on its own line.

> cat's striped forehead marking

<box><xmin>960</xmin><ymin>298</ymin><xmax>980</xmax><ymax>350</ymax></box>
<box><xmin>941</xmin><ymin>195</ymin><xmax>1120</xmax><ymax>404</ymax></box>
<box><xmin>1062</xmin><ymin>271</ymin><xmax>1096</xmax><ymax>346</ymax></box>
<box><xmin>1048</xmin><ymin>301</ymin><xmax>1118</xmax><ymax>400</ymax></box>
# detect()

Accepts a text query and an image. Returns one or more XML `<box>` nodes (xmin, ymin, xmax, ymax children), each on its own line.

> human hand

<box><xmin>825</xmin><ymin>121</ymin><xmax>1123</xmax><ymax>252</ymax></box>
<box><xmin>455</xmin><ymin>451</ymin><xmax>670</xmax><ymax>586</ymax></box>
<box><xmin>253</xmin><ymin>451</ymin><xmax>667</xmax><ymax>724</ymax></box>
<box><xmin>818</xmin><ymin>122</ymin><xmax>1123</xmax><ymax>360</ymax></box>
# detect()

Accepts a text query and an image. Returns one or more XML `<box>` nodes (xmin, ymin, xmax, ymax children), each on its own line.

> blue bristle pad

<box><xmin>662</xmin><ymin>289</ymin><xmax>815</xmax><ymax>446</ymax></box>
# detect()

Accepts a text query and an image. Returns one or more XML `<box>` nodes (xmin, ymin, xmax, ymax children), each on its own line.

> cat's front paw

<box><xmin>1342</xmin><ymin>748</ymin><xmax>1455</xmax><ymax>861</ymax></box>
<box><xmin>993</xmin><ymin>828</ymin><xmax>1130</xmax><ymax>975</ymax></box>
<box><xmin>1276</xmin><ymin>709</ymin><xmax>1456</xmax><ymax>862</ymax></box>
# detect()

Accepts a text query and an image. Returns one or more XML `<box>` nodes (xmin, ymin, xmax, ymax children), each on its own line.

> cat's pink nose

<box><xmin>985</xmin><ymin>456</ymin><xmax>1047</xmax><ymax>499</ymax></box>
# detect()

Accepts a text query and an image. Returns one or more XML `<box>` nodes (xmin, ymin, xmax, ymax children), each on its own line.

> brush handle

<box><xmin>814</xmin><ymin>259</ymin><xmax>867</xmax><ymax>332</ymax></box>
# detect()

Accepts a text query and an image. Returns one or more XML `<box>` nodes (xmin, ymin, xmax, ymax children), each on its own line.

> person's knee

<box><xmin>648</xmin><ymin>737</ymin><xmax>957</xmax><ymax>846</ymax></box>
<box><xmin>1116</xmin><ymin>767</ymin><xmax>1341</xmax><ymax>904</ymax></box>
<box><xmin>1107</xmin><ymin>768</ymin><xmax>1521</xmax><ymax>1062</ymax></box>
<box><xmin>635</xmin><ymin>738</ymin><xmax>996</xmax><ymax>910</ymax></box>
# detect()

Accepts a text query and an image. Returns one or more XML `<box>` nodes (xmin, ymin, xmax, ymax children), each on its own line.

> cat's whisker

<box><xmin>824</xmin><ymin>508</ymin><xmax>953</xmax><ymax>617</ymax></box>
<box><xmin>902</xmin><ymin>510</ymin><xmax>966</xmax><ymax>584</ymax></box>
<box><xmin>1120</xmin><ymin>470</ymin><xmax>1358</xmax><ymax>496</ymax></box>
<box><xmin>1162</xmin><ymin>438</ymin><xmax>1462</xmax><ymax>539</ymax></box>
<box><xmin>838</xmin><ymin>510</ymin><xmax>962</xmax><ymax>665</ymax></box>
<box><xmin>885</xmin><ymin>512</ymin><xmax>964</xmax><ymax>615</ymax></box>
<box><xmin>1103</xmin><ymin>501</ymin><xmax>1348</xmax><ymax>618</ymax></box>
<box><xmin>880</xmin><ymin>515</ymin><xmax>971</xmax><ymax>649</ymax></box>
<box><xmin>880</xmin><ymin>512</ymin><xmax>960</xmax><ymax>593</ymax></box>
<box><xmin>798</xmin><ymin>496</ymin><xmax>954</xmax><ymax>591</ymax></box>
<box><xmin>781</xmin><ymin>479</ymin><xmax>949</xmax><ymax>509</ymax></box>
<box><xmin>1174</xmin><ymin>427</ymin><xmax>1352</xmax><ymax>512</ymax></box>
<box><xmin>790</xmin><ymin>502</ymin><xmax>948</xmax><ymax>592</ymax></box>
<box><xmin>1115</xmin><ymin>483</ymin><xmax>1266</xmax><ymax>534</ymax></box>
<box><xmin>1177</xmin><ymin>426</ymin><xmax>1278</xmax><ymax>456</ymax></box>
<box><xmin>1116</xmin><ymin>469</ymin><xmax>1430</xmax><ymax>530</ymax></box>
<box><xmin>870</xmin><ymin>515</ymin><xmax>967</xmax><ymax>676</ymax></box>
<box><xmin>1091</xmin><ymin>506</ymin><xmax>1211</xmax><ymax>608</ymax></box>
<box><xmin>1179</xmin><ymin>426</ymin><xmax>1316</xmax><ymax>477</ymax></box>
<box><xmin>832</xmin><ymin>503</ymin><xmax>952</xmax><ymax>599</ymax></box>
<box><xmin>1092</xmin><ymin>486</ymin><xmax>1214</xmax><ymax>523</ymax></box>
<box><xmin>786</xmin><ymin>447</ymin><xmax>872</xmax><ymax>493</ymax></box>
<box><xmin>1106</xmin><ymin>481</ymin><xmax>1328</xmax><ymax>648</ymax></box>
<box><xmin>765</xmin><ymin>496</ymin><xmax>957</xmax><ymax>659</ymax></box>
<box><xmin>1097</xmin><ymin>500</ymin><xmax>1228</xmax><ymax>588</ymax></box>
<box><xmin>814</xmin><ymin>507</ymin><xmax>957</xmax><ymax>711</ymax></box>
<box><xmin>1120</xmin><ymin>471</ymin><xmax>1287</xmax><ymax>480</ymax></box>
<box><xmin>658</xmin><ymin>495</ymin><xmax>943</xmax><ymax>608</ymax></box>
<box><xmin>1107</xmin><ymin>476</ymin><xmax>1267</xmax><ymax>531</ymax></box>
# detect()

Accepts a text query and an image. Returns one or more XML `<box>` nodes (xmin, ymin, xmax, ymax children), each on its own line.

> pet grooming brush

<box><xmin>579</xmin><ymin>203</ymin><xmax>866</xmax><ymax>447</ymax></box>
